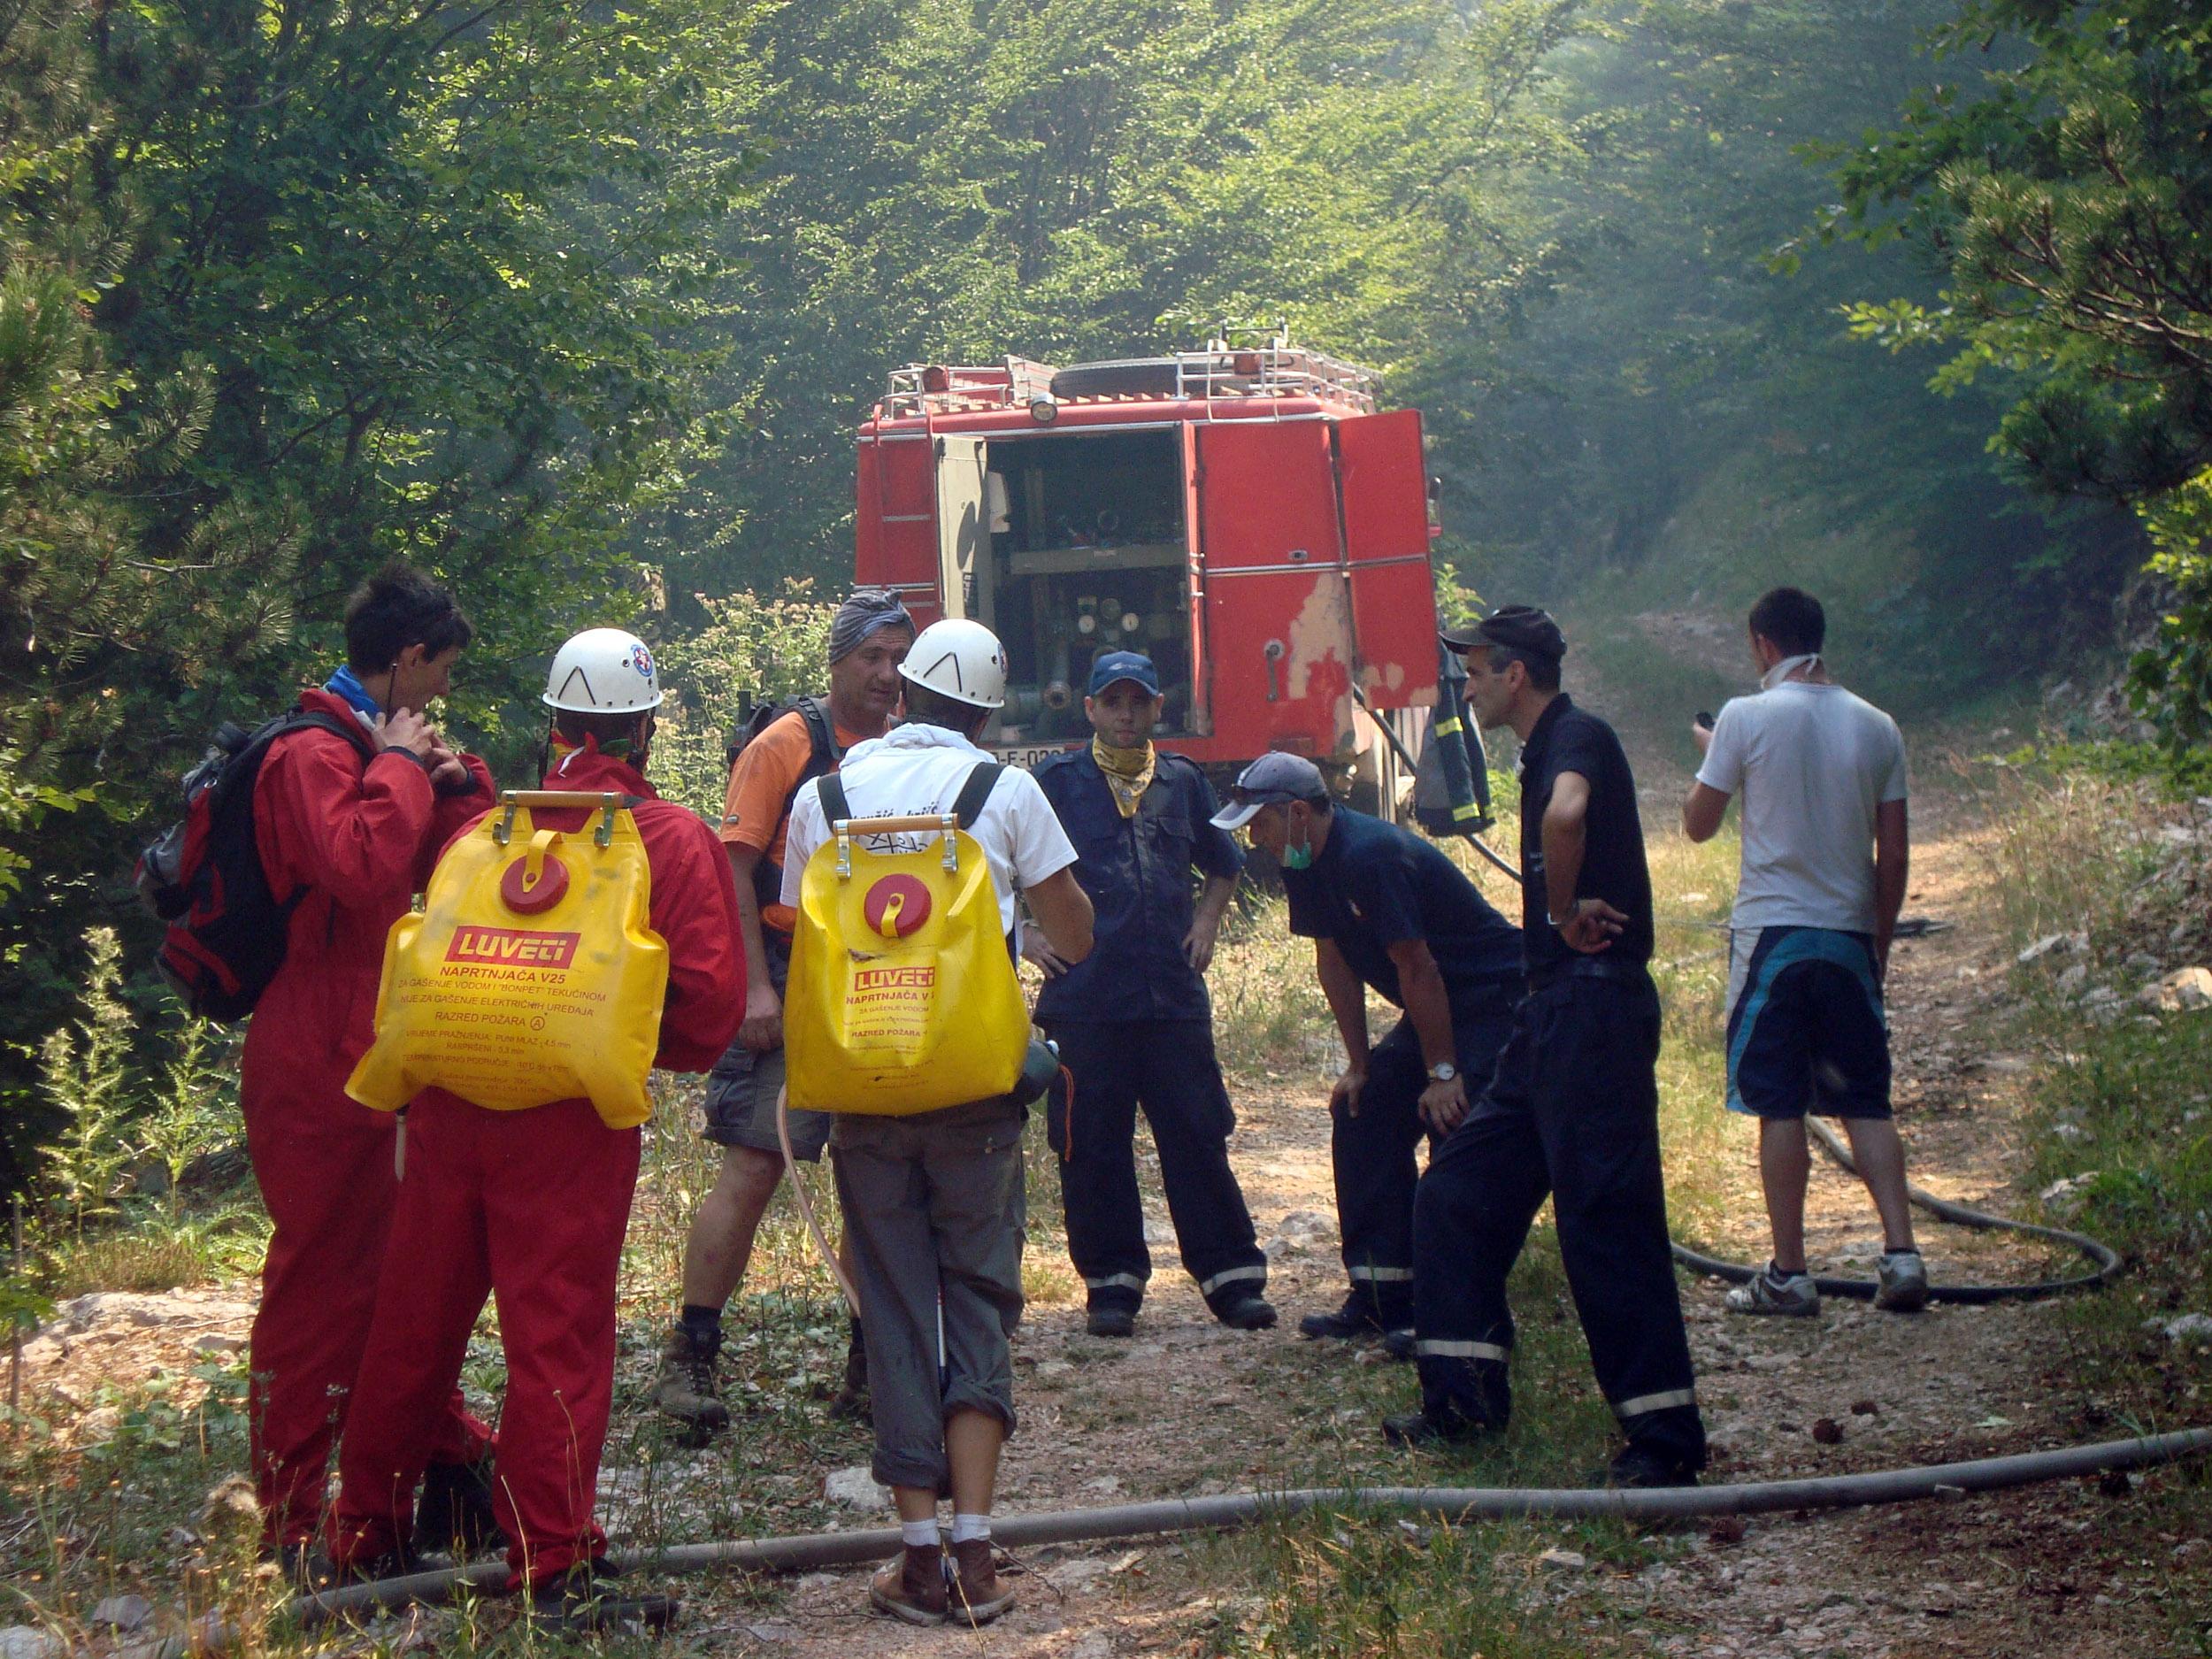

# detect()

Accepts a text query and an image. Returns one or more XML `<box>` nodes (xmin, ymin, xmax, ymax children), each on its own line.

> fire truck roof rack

<box><xmin>876</xmin><ymin>332</ymin><xmax>1379</xmax><ymax>420</ymax></box>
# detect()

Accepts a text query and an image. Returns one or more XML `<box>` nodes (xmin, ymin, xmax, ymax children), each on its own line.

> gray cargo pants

<box><xmin>830</xmin><ymin>1096</ymin><xmax>1026</xmax><ymax>1493</ymax></box>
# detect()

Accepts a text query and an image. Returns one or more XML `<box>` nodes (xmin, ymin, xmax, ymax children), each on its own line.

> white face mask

<box><xmin>1761</xmin><ymin>651</ymin><xmax>1821</xmax><ymax>690</ymax></box>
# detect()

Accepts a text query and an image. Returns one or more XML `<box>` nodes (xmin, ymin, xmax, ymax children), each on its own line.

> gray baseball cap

<box><xmin>1210</xmin><ymin>751</ymin><xmax>1330</xmax><ymax>830</ymax></box>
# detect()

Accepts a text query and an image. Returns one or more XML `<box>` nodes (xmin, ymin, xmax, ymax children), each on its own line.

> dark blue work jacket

<box><xmin>1032</xmin><ymin>748</ymin><xmax>1243</xmax><ymax>1025</ymax></box>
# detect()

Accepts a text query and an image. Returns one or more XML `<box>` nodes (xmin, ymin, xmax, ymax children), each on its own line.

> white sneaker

<box><xmin>1725</xmin><ymin>1264</ymin><xmax>1819</xmax><ymax>1317</ymax></box>
<box><xmin>1875</xmin><ymin>1249</ymin><xmax>1929</xmax><ymax>1311</ymax></box>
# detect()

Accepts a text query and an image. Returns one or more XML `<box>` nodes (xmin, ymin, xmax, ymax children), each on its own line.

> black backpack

<box><xmin>726</xmin><ymin>695</ymin><xmax>843</xmax><ymax>911</ymax></box>
<box><xmin>135</xmin><ymin>709</ymin><xmax>376</xmax><ymax>1020</ymax></box>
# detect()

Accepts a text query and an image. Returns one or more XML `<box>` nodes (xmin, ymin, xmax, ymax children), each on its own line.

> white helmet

<box><xmin>542</xmin><ymin>627</ymin><xmax>664</xmax><ymax>714</ymax></box>
<box><xmin>898</xmin><ymin>618</ymin><xmax>1007</xmax><ymax>709</ymax></box>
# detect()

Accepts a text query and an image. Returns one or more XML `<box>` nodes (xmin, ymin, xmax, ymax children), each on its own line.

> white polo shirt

<box><xmin>781</xmin><ymin>721</ymin><xmax>1078</xmax><ymax>934</ymax></box>
<box><xmin>1696</xmin><ymin>679</ymin><xmax>1909</xmax><ymax>934</ymax></box>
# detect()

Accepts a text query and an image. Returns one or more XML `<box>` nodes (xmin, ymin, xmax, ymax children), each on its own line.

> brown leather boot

<box><xmin>868</xmin><ymin>1544</ymin><xmax>947</xmax><ymax>1626</ymax></box>
<box><xmin>949</xmin><ymin>1538</ymin><xmax>1015</xmax><ymax>1626</ymax></box>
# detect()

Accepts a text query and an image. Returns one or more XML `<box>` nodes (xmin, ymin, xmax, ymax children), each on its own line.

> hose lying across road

<box><xmin>1671</xmin><ymin>1116</ymin><xmax>2124</xmax><ymax>1302</ymax></box>
<box><xmin>235</xmin><ymin>1428</ymin><xmax>2210</xmax><ymax>1642</ymax></box>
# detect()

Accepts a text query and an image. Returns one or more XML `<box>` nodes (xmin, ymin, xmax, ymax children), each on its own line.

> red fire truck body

<box><xmin>853</xmin><ymin>342</ymin><xmax>1441</xmax><ymax>791</ymax></box>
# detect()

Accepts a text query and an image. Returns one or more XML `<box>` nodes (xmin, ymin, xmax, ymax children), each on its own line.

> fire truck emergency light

<box><xmin>1028</xmin><ymin>396</ymin><xmax>1059</xmax><ymax>425</ymax></box>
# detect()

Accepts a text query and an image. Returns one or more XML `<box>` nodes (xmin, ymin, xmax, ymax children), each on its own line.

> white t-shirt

<box><xmin>781</xmin><ymin>722</ymin><xmax>1078</xmax><ymax>934</ymax></box>
<box><xmin>1695</xmin><ymin>679</ymin><xmax>1909</xmax><ymax>933</ymax></box>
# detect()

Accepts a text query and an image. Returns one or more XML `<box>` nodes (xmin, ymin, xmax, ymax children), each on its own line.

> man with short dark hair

<box><xmin>1683</xmin><ymin>587</ymin><xmax>1923</xmax><ymax>1317</ymax></box>
<box><xmin>242</xmin><ymin>563</ymin><xmax>497</xmax><ymax>1563</ymax></box>
<box><xmin>653</xmin><ymin>589</ymin><xmax>914</xmax><ymax>1435</ymax></box>
<box><xmin>1215</xmin><ymin>752</ymin><xmax>1522</xmax><ymax>1345</ymax></box>
<box><xmin>1384</xmin><ymin>605</ymin><xmax>1706</xmax><ymax>1489</ymax></box>
<box><xmin>1030</xmin><ymin>652</ymin><xmax>1271</xmax><ymax>1338</ymax></box>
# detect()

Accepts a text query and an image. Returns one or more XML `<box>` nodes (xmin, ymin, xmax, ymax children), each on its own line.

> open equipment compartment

<box><xmin>971</xmin><ymin>428</ymin><xmax>1195</xmax><ymax>746</ymax></box>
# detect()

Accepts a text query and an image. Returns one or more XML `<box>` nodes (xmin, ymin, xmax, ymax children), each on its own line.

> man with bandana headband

<box><xmin>1029</xmin><ymin>653</ymin><xmax>1272</xmax><ymax>1338</ymax></box>
<box><xmin>1390</xmin><ymin>604</ymin><xmax>1706</xmax><ymax>1489</ymax></box>
<box><xmin>1212</xmin><ymin>751</ymin><xmax>1521</xmax><ymax>1345</ymax></box>
<box><xmin>653</xmin><ymin>588</ymin><xmax>914</xmax><ymax>1436</ymax></box>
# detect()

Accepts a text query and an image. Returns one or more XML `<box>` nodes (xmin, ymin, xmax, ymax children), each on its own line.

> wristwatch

<box><xmin>1427</xmin><ymin>1062</ymin><xmax>1457</xmax><ymax>1083</ymax></box>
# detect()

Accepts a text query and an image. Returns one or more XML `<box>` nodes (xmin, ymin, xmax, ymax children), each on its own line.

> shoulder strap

<box><xmin>951</xmin><ymin>762</ymin><xmax>1004</xmax><ymax>830</ymax></box>
<box><xmin>795</xmin><ymin>695</ymin><xmax>842</xmax><ymax>765</ymax></box>
<box><xmin>281</xmin><ymin>708</ymin><xmax>376</xmax><ymax>758</ymax></box>
<box><xmin>815</xmin><ymin>772</ymin><xmax>850</xmax><ymax>828</ymax></box>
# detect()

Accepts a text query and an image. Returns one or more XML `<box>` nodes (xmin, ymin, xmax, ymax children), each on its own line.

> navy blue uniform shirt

<box><xmin>1284</xmin><ymin>805</ymin><xmax>1522</xmax><ymax>1005</ymax></box>
<box><xmin>1033</xmin><ymin>749</ymin><xmax>1243</xmax><ymax>1024</ymax></box>
<box><xmin>1516</xmin><ymin>694</ymin><xmax>1654</xmax><ymax>973</ymax></box>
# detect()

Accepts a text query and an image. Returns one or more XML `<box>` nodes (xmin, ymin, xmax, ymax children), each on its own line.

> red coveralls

<box><xmin>242</xmin><ymin>687</ymin><xmax>497</xmax><ymax>1549</ymax></box>
<box><xmin>330</xmin><ymin>743</ymin><xmax>742</xmax><ymax>1588</ymax></box>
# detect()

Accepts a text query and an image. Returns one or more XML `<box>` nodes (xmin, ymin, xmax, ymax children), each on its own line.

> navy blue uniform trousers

<box><xmin>1043</xmin><ymin>1019</ymin><xmax>1267</xmax><ymax>1312</ymax></box>
<box><xmin>1411</xmin><ymin>970</ymin><xmax>1705</xmax><ymax>1466</ymax></box>
<box><xmin>1332</xmin><ymin>989</ymin><xmax>1517</xmax><ymax>1325</ymax></box>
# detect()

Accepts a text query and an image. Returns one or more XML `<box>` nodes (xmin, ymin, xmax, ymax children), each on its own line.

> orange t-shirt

<box><xmin>719</xmin><ymin>709</ymin><xmax>868</xmax><ymax>933</ymax></box>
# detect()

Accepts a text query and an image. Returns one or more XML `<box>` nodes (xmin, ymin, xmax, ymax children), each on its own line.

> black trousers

<box><xmin>1411</xmin><ymin>972</ymin><xmax>1706</xmax><ymax>1466</ymax></box>
<box><xmin>1331</xmin><ymin>992</ymin><xmax>1517</xmax><ymax>1325</ymax></box>
<box><xmin>1043</xmin><ymin>1019</ymin><xmax>1266</xmax><ymax>1312</ymax></box>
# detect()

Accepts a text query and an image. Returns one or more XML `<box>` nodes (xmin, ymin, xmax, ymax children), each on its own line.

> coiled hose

<box><xmin>1672</xmin><ymin>1117</ymin><xmax>2123</xmax><ymax>1302</ymax></box>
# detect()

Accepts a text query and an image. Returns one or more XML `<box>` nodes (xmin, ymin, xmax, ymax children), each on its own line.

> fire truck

<box><xmin>852</xmin><ymin>334</ymin><xmax>1444</xmax><ymax>811</ymax></box>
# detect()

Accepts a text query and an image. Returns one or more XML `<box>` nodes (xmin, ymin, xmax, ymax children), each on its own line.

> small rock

<box><xmin>2162</xmin><ymin>1313</ymin><xmax>2212</xmax><ymax>1344</ymax></box>
<box><xmin>2016</xmin><ymin>933</ymin><xmax>2075</xmax><ymax>964</ymax></box>
<box><xmin>1081</xmin><ymin>1476</ymin><xmax>1123</xmax><ymax>1495</ymax></box>
<box><xmin>2141</xmin><ymin>966</ymin><xmax>2212</xmax><ymax>1013</ymax></box>
<box><xmin>823</xmin><ymin>1465</ymin><xmax>888</xmax><ymax>1509</ymax></box>
<box><xmin>1704</xmin><ymin>1517</ymin><xmax>1747</xmax><ymax>1548</ymax></box>
<box><xmin>741</xmin><ymin>1622</ymin><xmax>797</xmax><ymax>1644</ymax></box>
<box><xmin>1141</xmin><ymin>1217</ymin><xmax>1176</xmax><ymax>1248</ymax></box>
<box><xmin>2039</xmin><ymin>1173</ymin><xmax>2098</xmax><ymax>1213</ymax></box>
<box><xmin>0</xmin><ymin>1630</ymin><xmax>61</xmax><ymax>1659</ymax></box>
<box><xmin>2055</xmin><ymin>963</ymin><xmax>2089</xmax><ymax>995</ymax></box>
<box><xmin>1811</xmin><ymin>1418</ymin><xmax>1844</xmax><ymax>1445</ymax></box>
<box><xmin>192</xmin><ymin>1333</ymin><xmax>247</xmax><ymax>1356</ymax></box>
<box><xmin>1537</xmin><ymin>1548</ymin><xmax>1586</xmax><ymax>1571</ymax></box>
<box><xmin>77</xmin><ymin>1407</ymin><xmax>121</xmax><ymax>1444</ymax></box>
<box><xmin>88</xmin><ymin>1597</ymin><xmax>153</xmax><ymax>1633</ymax></box>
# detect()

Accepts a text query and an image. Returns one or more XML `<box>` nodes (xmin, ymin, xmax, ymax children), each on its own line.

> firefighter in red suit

<box><xmin>329</xmin><ymin>627</ymin><xmax>742</xmax><ymax>1633</ymax></box>
<box><xmin>242</xmin><ymin>565</ymin><xmax>498</xmax><ymax>1563</ymax></box>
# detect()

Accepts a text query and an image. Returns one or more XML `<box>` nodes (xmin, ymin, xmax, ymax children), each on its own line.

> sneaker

<box><xmin>1380</xmin><ymin>1327</ymin><xmax>1417</xmax><ymax>1362</ymax></box>
<box><xmin>1875</xmin><ymin>1248</ymin><xmax>1929</xmax><ymax>1312</ymax></box>
<box><xmin>528</xmin><ymin>1559</ymin><xmax>678</xmax><ymax>1635</ymax></box>
<box><xmin>1724</xmin><ymin>1263</ymin><xmax>1819</xmax><ymax>1317</ymax></box>
<box><xmin>651</xmin><ymin>1325</ymin><xmax>731</xmax><ymax>1436</ymax></box>
<box><xmin>1215</xmin><ymin>1293</ymin><xmax>1279</xmax><ymax>1332</ymax></box>
<box><xmin>1087</xmin><ymin>1302</ymin><xmax>1137</xmax><ymax>1338</ymax></box>
<box><xmin>949</xmin><ymin>1538</ymin><xmax>1016</xmax><ymax>1626</ymax></box>
<box><xmin>1380</xmin><ymin>1405</ymin><xmax>1497</xmax><ymax>1448</ymax></box>
<box><xmin>869</xmin><ymin>1544</ymin><xmax>949</xmax><ymax>1626</ymax></box>
<box><xmin>827</xmin><ymin>1324</ymin><xmax>870</xmax><ymax>1421</ymax></box>
<box><xmin>1299</xmin><ymin>1293</ymin><xmax>1402</xmax><ymax>1341</ymax></box>
<box><xmin>1607</xmin><ymin>1443</ymin><xmax>1701</xmax><ymax>1489</ymax></box>
<box><xmin>412</xmin><ymin>1456</ymin><xmax>503</xmax><ymax>1557</ymax></box>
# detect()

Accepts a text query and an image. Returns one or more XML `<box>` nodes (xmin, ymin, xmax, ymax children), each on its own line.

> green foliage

<box><xmin>649</xmin><ymin>579</ymin><xmax>840</xmax><ymax>814</ymax></box>
<box><xmin>1832</xmin><ymin>0</ymin><xmax>2212</xmax><ymax>742</ymax></box>
<box><xmin>34</xmin><ymin>926</ymin><xmax>133</xmax><ymax>1238</ymax></box>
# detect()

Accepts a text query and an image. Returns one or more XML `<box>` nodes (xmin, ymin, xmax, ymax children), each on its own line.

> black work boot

<box><xmin>529</xmin><ymin>1558</ymin><xmax>680</xmax><ymax>1634</ymax></box>
<box><xmin>650</xmin><ymin>1323</ymin><xmax>730</xmax><ymax>1438</ymax></box>
<box><xmin>1606</xmin><ymin>1442</ymin><xmax>1701</xmax><ymax>1489</ymax></box>
<box><xmin>1299</xmin><ymin>1289</ymin><xmax>1409</xmax><ymax>1340</ymax></box>
<box><xmin>1211</xmin><ymin>1287</ymin><xmax>1279</xmax><ymax>1331</ymax></box>
<box><xmin>412</xmin><ymin>1455</ymin><xmax>503</xmax><ymax>1557</ymax></box>
<box><xmin>1086</xmin><ymin>1299</ymin><xmax>1138</xmax><ymax>1338</ymax></box>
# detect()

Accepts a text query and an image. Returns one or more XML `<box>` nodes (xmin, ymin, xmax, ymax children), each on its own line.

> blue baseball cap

<box><xmin>1210</xmin><ymin>751</ymin><xmax>1330</xmax><ymax>830</ymax></box>
<box><xmin>1087</xmin><ymin>650</ymin><xmax>1160</xmax><ymax>697</ymax></box>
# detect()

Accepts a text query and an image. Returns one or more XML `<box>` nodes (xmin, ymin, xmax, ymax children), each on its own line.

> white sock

<box><xmin>901</xmin><ymin>1518</ymin><xmax>939</xmax><ymax>1549</ymax></box>
<box><xmin>950</xmin><ymin>1513</ymin><xmax>990</xmax><ymax>1545</ymax></box>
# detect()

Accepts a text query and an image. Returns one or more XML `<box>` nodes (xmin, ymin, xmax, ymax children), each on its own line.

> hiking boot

<box><xmin>651</xmin><ymin>1324</ymin><xmax>730</xmax><ymax>1436</ymax></box>
<box><xmin>1214</xmin><ymin>1292</ymin><xmax>1279</xmax><ymax>1332</ymax></box>
<box><xmin>1607</xmin><ymin>1443</ymin><xmax>1701</xmax><ymax>1489</ymax></box>
<box><xmin>1381</xmin><ymin>1404</ymin><xmax>1497</xmax><ymax>1449</ymax></box>
<box><xmin>1381</xmin><ymin>1326</ymin><xmax>1417</xmax><ymax>1362</ymax></box>
<box><xmin>1299</xmin><ymin>1293</ymin><xmax>1402</xmax><ymax>1341</ymax></box>
<box><xmin>1725</xmin><ymin>1263</ymin><xmax>1819</xmax><ymax>1317</ymax></box>
<box><xmin>949</xmin><ymin>1538</ymin><xmax>1016</xmax><ymax>1626</ymax></box>
<box><xmin>412</xmin><ymin>1456</ymin><xmax>503</xmax><ymax>1557</ymax></box>
<box><xmin>528</xmin><ymin>1559</ymin><xmax>678</xmax><ymax>1635</ymax></box>
<box><xmin>1087</xmin><ymin>1302</ymin><xmax>1137</xmax><ymax>1338</ymax></box>
<box><xmin>827</xmin><ymin>1323</ymin><xmax>870</xmax><ymax>1421</ymax></box>
<box><xmin>287</xmin><ymin>1540</ymin><xmax>416</xmax><ymax>1595</ymax></box>
<box><xmin>869</xmin><ymin>1544</ymin><xmax>949</xmax><ymax>1626</ymax></box>
<box><xmin>1875</xmin><ymin>1248</ymin><xmax>1929</xmax><ymax>1312</ymax></box>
